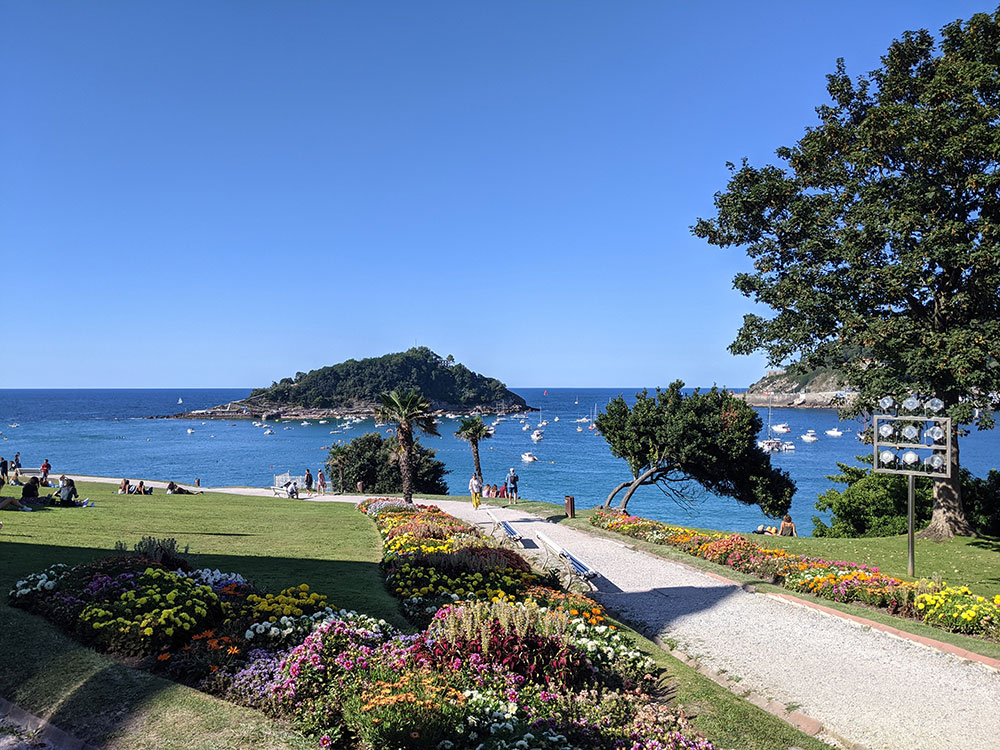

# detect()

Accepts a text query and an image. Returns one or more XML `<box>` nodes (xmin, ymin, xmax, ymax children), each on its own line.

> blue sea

<box><xmin>1</xmin><ymin>388</ymin><xmax>997</xmax><ymax>534</ymax></box>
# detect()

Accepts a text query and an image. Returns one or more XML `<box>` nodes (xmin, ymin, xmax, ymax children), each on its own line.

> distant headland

<box><xmin>169</xmin><ymin>347</ymin><xmax>532</xmax><ymax>420</ymax></box>
<box><xmin>737</xmin><ymin>367</ymin><xmax>857</xmax><ymax>409</ymax></box>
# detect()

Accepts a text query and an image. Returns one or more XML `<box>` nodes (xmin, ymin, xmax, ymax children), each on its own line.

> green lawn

<box><xmin>0</xmin><ymin>483</ymin><xmax>403</xmax><ymax>750</ymax></box>
<box><xmin>0</xmin><ymin>484</ymin><xmax>832</xmax><ymax>750</ymax></box>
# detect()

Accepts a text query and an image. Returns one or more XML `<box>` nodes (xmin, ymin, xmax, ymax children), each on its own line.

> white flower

<box><xmin>245</xmin><ymin>629</ymin><xmax>254</xmax><ymax>640</ymax></box>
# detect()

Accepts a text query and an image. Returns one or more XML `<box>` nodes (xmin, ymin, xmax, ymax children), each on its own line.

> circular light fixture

<box><xmin>879</xmin><ymin>450</ymin><xmax>897</xmax><ymax>465</ymax></box>
<box><xmin>901</xmin><ymin>425</ymin><xmax>920</xmax><ymax>441</ymax></box>
<box><xmin>925</xmin><ymin>425</ymin><xmax>945</xmax><ymax>442</ymax></box>
<box><xmin>879</xmin><ymin>396</ymin><xmax>895</xmax><ymax>411</ymax></box>
<box><xmin>902</xmin><ymin>396</ymin><xmax>921</xmax><ymax>412</ymax></box>
<box><xmin>924</xmin><ymin>454</ymin><xmax>945</xmax><ymax>470</ymax></box>
<box><xmin>902</xmin><ymin>450</ymin><xmax>920</xmax><ymax>465</ymax></box>
<box><xmin>878</xmin><ymin>423</ymin><xmax>895</xmax><ymax>438</ymax></box>
<box><xmin>926</xmin><ymin>397</ymin><xmax>944</xmax><ymax>413</ymax></box>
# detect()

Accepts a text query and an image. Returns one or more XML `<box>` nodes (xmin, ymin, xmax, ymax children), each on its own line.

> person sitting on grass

<box><xmin>118</xmin><ymin>478</ymin><xmax>130</xmax><ymax>494</ymax></box>
<box><xmin>0</xmin><ymin>494</ymin><xmax>32</xmax><ymax>511</ymax></box>
<box><xmin>134</xmin><ymin>480</ymin><xmax>150</xmax><ymax>495</ymax></box>
<box><xmin>10</xmin><ymin>468</ymin><xmax>23</xmax><ymax>486</ymax></box>
<box><xmin>166</xmin><ymin>481</ymin><xmax>202</xmax><ymax>495</ymax></box>
<box><xmin>20</xmin><ymin>477</ymin><xmax>53</xmax><ymax>506</ymax></box>
<box><xmin>55</xmin><ymin>477</ymin><xmax>93</xmax><ymax>508</ymax></box>
<box><xmin>778</xmin><ymin>514</ymin><xmax>797</xmax><ymax>537</ymax></box>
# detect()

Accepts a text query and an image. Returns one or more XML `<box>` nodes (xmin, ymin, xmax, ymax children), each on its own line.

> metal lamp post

<box><xmin>871</xmin><ymin>396</ymin><xmax>951</xmax><ymax>577</ymax></box>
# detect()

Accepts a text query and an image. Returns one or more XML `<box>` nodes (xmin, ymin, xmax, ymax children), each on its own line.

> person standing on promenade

<box><xmin>40</xmin><ymin>459</ymin><xmax>51</xmax><ymax>483</ymax></box>
<box><xmin>469</xmin><ymin>473</ymin><xmax>482</xmax><ymax>509</ymax></box>
<box><xmin>13</xmin><ymin>453</ymin><xmax>21</xmax><ymax>471</ymax></box>
<box><xmin>0</xmin><ymin>456</ymin><xmax>8</xmax><ymax>482</ymax></box>
<box><xmin>506</xmin><ymin>468</ymin><xmax>518</xmax><ymax>504</ymax></box>
<box><xmin>304</xmin><ymin>469</ymin><xmax>314</xmax><ymax>493</ymax></box>
<box><xmin>317</xmin><ymin>470</ymin><xmax>327</xmax><ymax>494</ymax></box>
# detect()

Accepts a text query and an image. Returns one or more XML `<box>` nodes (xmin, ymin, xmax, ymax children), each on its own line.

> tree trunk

<box><xmin>603</xmin><ymin>480</ymin><xmax>633</xmax><ymax>508</ymax></box>
<box><xmin>398</xmin><ymin>424</ymin><xmax>414</xmax><ymax>503</ymax></box>
<box><xmin>618</xmin><ymin>466</ymin><xmax>664</xmax><ymax>513</ymax></box>
<box><xmin>918</xmin><ymin>435</ymin><xmax>975</xmax><ymax>540</ymax></box>
<box><xmin>337</xmin><ymin>465</ymin><xmax>344</xmax><ymax>493</ymax></box>
<box><xmin>471</xmin><ymin>440</ymin><xmax>482</xmax><ymax>482</ymax></box>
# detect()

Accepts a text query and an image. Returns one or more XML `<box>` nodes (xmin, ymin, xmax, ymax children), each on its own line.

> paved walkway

<box><xmin>64</xmin><ymin>479</ymin><xmax>1000</xmax><ymax>749</ymax></box>
<box><xmin>306</xmin><ymin>496</ymin><xmax>996</xmax><ymax>750</ymax></box>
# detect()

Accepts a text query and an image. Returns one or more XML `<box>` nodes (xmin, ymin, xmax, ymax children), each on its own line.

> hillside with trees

<box><xmin>242</xmin><ymin>347</ymin><xmax>527</xmax><ymax>413</ymax></box>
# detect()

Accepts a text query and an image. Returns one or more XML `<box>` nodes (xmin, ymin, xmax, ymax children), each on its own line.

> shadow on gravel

<box><xmin>595</xmin><ymin>584</ymin><xmax>740</xmax><ymax>633</ymax></box>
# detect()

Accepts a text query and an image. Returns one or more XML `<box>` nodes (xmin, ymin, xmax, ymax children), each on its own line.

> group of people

<box><xmin>283</xmin><ymin>469</ymin><xmax>327</xmax><ymax>499</ymax></box>
<box><xmin>468</xmin><ymin>468</ymin><xmax>519</xmax><ymax>509</ymax></box>
<box><xmin>118</xmin><ymin>478</ymin><xmax>153</xmax><ymax>495</ymax></box>
<box><xmin>753</xmin><ymin>514</ymin><xmax>798</xmax><ymax>537</ymax></box>
<box><xmin>0</xmin><ymin>474</ymin><xmax>94</xmax><ymax>516</ymax></box>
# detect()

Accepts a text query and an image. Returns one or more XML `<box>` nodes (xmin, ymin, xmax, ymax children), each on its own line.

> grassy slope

<box><xmin>0</xmin><ymin>485</ymin><xmax>829</xmax><ymax>750</ymax></box>
<box><xmin>0</xmin><ymin>483</ymin><xmax>404</xmax><ymax>750</ymax></box>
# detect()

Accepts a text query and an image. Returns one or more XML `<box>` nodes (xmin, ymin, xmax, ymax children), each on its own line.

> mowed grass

<box><xmin>0</xmin><ymin>483</ymin><xmax>403</xmax><ymax>750</ymax></box>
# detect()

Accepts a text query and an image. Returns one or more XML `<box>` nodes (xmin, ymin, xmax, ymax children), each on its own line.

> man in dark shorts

<box><xmin>0</xmin><ymin>457</ymin><xmax>8</xmax><ymax>482</ymax></box>
<box><xmin>506</xmin><ymin>468</ymin><xmax>519</xmax><ymax>504</ymax></box>
<box><xmin>304</xmin><ymin>469</ymin><xmax>314</xmax><ymax>493</ymax></box>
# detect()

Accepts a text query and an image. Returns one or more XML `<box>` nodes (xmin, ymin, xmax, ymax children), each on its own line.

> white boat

<box><xmin>177</xmin><ymin>398</ymin><xmax>183</xmax><ymax>405</ymax></box>
<box><xmin>574</xmin><ymin>417</ymin><xmax>590</xmax><ymax>423</ymax></box>
<box><xmin>186</xmin><ymin>428</ymin><xmax>195</xmax><ymax>434</ymax></box>
<box><xmin>522</xmin><ymin>424</ymin><xmax>530</xmax><ymax>431</ymax></box>
<box><xmin>319</xmin><ymin>420</ymin><xmax>328</xmax><ymax>424</ymax></box>
<box><xmin>301</xmin><ymin>421</ymin><xmax>311</xmax><ymax>426</ymax></box>
<box><xmin>824</xmin><ymin>428</ymin><xmax>844</xmax><ymax>437</ymax></box>
<box><xmin>801</xmin><ymin>430</ymin><xmax>819</xmax><ymax>443</ymax></box>
<box><xmin>782</xmin><ymin>441</ymin><xmax>796</xmax><ymax>452</ymax></box>
<box><xmin>772</xmin><ymin>423</ymin><xmax>791</xmax><ymax>434</ymax></box>
<box><xmin>588</xmin><ymin>423</ymin><xmax>596</xmax><ymax>431</ymax></box>
<box><xmin>263</xmin><ymin>429</ymin><xmax>275</xmax><ymax>435</ymax></box>
<box><xmin>553</xmin><ymin>416</ymin><xmax>559</xmax><ymax>422</ymax></box>
<box><xmin>759</xmin><ymin>437</ymin><xmax>796</xmax><ymax>453</ymax></box>
<box><xmin>574</xmin><ymin>396</ymin><xmax>579</xmax><ymax>405</ymax></box>
<box><xmin>521</xmin><ymin>452</ymin><xmax>538</xmax><ymax>462</ymax></box>
<box><xmin>531</xmin><ymin>429</ymin><xmax>544</xmax><ymax>442</ymax></box>
<box><xmin>577</xmin><ymin>426</ymin><xmax>583</xmax><ymax>432</ymax></box>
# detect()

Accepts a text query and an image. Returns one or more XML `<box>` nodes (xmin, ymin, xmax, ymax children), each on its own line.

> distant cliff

<box><xmin>178</xmin><ymin>348</ymin><xmax>529</xmax><ymax>419</ymax></box>
<box><xmin>739</xmin><ymin>367</ymin><xmax>856</xmax><ymax>408</ymax></box>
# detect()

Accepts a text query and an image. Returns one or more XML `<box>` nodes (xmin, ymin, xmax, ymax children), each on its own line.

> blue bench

<box><xmin>536</xmin><ymin>531</ymin><xmax>598</xmax><ymax>587</ymax></box>
<box><xmin>487</xmin><ymin>510</ymin><xmax>523</xmax><ymax>546</ymax></box>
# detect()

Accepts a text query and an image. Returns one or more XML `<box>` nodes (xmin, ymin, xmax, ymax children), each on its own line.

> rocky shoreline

<box><xmin>737</xmin><ymin>391</ymin><xmax>857</xmax><ymax>409</ymax></box>
<box><xmin>160</xmin><ymin>401</ymin><xmax>536</xmax><ymax>421</ymax></box>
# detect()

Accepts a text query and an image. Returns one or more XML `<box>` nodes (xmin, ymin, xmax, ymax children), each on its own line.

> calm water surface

<box><xmin>1</xmin><ymin>388</ymin><xmax>996</xmax><ymax>533</ymax></box>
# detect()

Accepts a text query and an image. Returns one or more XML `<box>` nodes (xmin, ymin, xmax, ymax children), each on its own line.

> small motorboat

<box><xmin>772</xmin><ymin>423</ymin><xmax>791</xmax><ymax>434</ymax></box>
<box><xmin>521</xmin><ymin>452</ymin><xmax>538</xmax><ymax>462</ymax></box>
<box><xmin>301</xmin><ymin>421</ymin><xmax>311</xmax><ymax>426</ymax></box>
<box><xmin>588</xmin><ymin>423</ymin><xmax>597</xmax><ymax>431</ymax></box>
<box><xmin>825</xmin><ymin>428</ymin><xmax>844</xmax><ymax>437</ymax></box>
<box><xmin>186</xmin><ymin>428</ymin><xmax>195</xmax><ymax>434</ymax></box>
<box><xmin>801</xmin><ymin>430</ymin><xmax>819</xmax><ymax>443</ymax></box>
<box><xmin>553</xmin><ymin>416</ymin><xmax>559</xmax><ymax>422</ymax></box>
<box><xmin>531</xmin><ymin>429</ymin><xmax>544</xmax><ymax>442</ymax></box>
<box><xmin>263</xmin><ymin>429</ymin><xmax>275</xmax><ymax>435</ymax></box>
<box><xmin>522</xmin><ymin>424</ymin><xmax>530</xmax><ymax>431</ymax></box>
<box><xmin>577</xmin><ymin>426</ymin><xmax>583</xmax><ymax>432</ymax></box>
<box><xmin>319</xmin><ymin>420</ymin><xmax>328</xmax><ymax>424</ymax></box>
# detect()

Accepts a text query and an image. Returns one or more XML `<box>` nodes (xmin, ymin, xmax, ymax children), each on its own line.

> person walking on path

<box><xmin>304</xmin><ymin>469</ymin><xmax>314</xmax><ymax>493</ymax></box>
<box><xmin>506</xmin><ymin>468</ymin><xmax>518</xmax><ymax>504</ymax></box>
<box><xmin>40</xmin><ymin>459</ymin><xmax>51</xmax><ymax>483</ymax></box>
<box><xmin>317</xmin><ymin>470</ymin><xmax>326</xmax><ymax>495</ymax></box>
<box><xmin>468</xmin><ymin>473</ymin><xmax>483</xmax><ymax>509</ymax></box>
<box><xmin>0</xmin><ymin>456</ymin><xmax>8</xmax><ymax>482</ymax></box>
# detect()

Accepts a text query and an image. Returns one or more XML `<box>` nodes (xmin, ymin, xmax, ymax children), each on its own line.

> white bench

<box><xmin>535</xmin><ymin>531</ymin><xmax>598</xmax><ymax>587</ymax></box>
<box><xmin>272</xmin><ymin>473</ymin><xmax>307</xmax><ymax>497</ymax></box>
<box><xmin>486</xmin><ymin>510</ymin><xmax>522</xmax><ymax>546</ymax></box>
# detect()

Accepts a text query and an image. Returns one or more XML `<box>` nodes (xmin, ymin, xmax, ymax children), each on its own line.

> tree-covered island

<box><xmin>175</xmin><ymin>347</ymin><xmax>530</xmax><ymax>420</ymax></box>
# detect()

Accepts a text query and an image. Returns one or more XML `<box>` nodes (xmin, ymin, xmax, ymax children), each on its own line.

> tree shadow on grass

<box><xmin>0</xmin><ymin>541</ymin><xmax>403</xmax><ymax>749</ymax></box>
<box><xmin>967</xmin><ymin>536</ymin><xmax>1000</xmax><ymax>554</ymax></box>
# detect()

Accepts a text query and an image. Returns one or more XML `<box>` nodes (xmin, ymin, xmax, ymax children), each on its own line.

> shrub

<box><xmin>115</xmin><ymin>536</ymin><xmax>192</xmax><ymax>569</ymax></box>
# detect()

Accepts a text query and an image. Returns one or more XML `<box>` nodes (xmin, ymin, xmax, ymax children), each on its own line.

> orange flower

<box><xmin>209</xmin><ymin>665</ymin><xmax>220</xmax><ymax>672</ymax></box>
<box><xmin>227</xmin><ymin>646</ymin><xmax>239</xmax><ymax>655</ymax></box>
<box><xmin>157</xmin><ymin>653</ymin><xmax>171</xmax><ymax>661</ymax></box>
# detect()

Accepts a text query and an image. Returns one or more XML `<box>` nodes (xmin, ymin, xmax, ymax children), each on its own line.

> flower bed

<box><xmin>8</xmin><ymin>514</ymin><xmax>726</xmax><ymax>750</ymax></box>
<box><xmin>590</xmin><ymin>509</ymin><xmax>1000</xmax><ymax>641</ymax></box>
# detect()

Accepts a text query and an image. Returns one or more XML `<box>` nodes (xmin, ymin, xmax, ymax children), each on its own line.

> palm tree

<box><xmin>376</xmin><ymin>389</ymin><xmax>439</xmax><ymax>502</ymax></box>
<box><xmin>326</xmin><ymin>444</ymin><xmax>350</xmax><ymax>494</ymax></box>
<box><xmin>455</xmin><ymin>416</ymin><xmax>492</xmax><ymax>483</ymax></box>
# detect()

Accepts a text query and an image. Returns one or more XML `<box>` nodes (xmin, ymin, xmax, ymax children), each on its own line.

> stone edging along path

<box><xmin>49</xmin><ymin>480</ymin><xmax>1000</xmax><ymax>750</ymax></box>
<box><xmin>297</xmin><ymin>495</ymin><xmax>997</xmax><ymax>750</ymax></box>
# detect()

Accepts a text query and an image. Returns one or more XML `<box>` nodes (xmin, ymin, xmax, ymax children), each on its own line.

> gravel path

<box><xmin>423</xmin><ymin>499</ymin><xmax>999</xmax><ymax>750</ymax></box>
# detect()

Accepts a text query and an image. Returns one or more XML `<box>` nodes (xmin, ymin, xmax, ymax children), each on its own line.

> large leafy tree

<box><xmin>455</xmin><ymin>416</ymin><xmax>492</xmax><ymax>482</ymax></box>
<box><xmin>325</xmin><ymin>432</ymin><xmax>449</xmax><ymax>496</ymax></box>
<box><xmin>595</xmin><ymin>382</ymin><xmax>794</xmax><ymax>516</ymax></box>
<box><xmin>376</xmin><ymin>389</ymin><xmax>440</xmax><ymax>502</ymax></box>
<box><xmin>694</xmin><ymin>10</ymin><xmax>1000</xmax><ymax>539</ymax></box>
<box><xmin>326</xmin><ymin>444</ymin><xmax>350</xmax><ymax>493</ymax></box>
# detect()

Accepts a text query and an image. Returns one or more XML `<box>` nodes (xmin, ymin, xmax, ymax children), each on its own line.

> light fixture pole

<box><xmin>871</xmin><ymin>396</ymin><xmax>951</xmax><ymax>578</ymax></box>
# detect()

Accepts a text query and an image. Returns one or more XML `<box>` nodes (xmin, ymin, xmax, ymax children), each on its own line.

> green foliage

<box><xmin>114</xmin><ymin>536</ymin><xmax>191</xmax><ymax>568</ymax></box>
<box><xmin>595</xmin><ymin>381</ymin><xmax>795</xmax><ymax>516</ymax></box>
<box><xmin>815</xmin><ymin>461</ymin><xmax>1000</xmax><ymax>537</ymax></box>
<box><xmin>250</xmin><ymin>347</ymin><xmax>526</xmax><ymax>411</ymax></box>
<box><xmin>325</xmin><ymin>432</ymin><xmax>449</xmax><ymax>495</ymax></box>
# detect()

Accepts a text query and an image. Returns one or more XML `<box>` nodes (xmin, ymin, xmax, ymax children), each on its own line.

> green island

<box><xmin>181</xmin><ymin>348</ymin><xmax>529</xmax><ymax>420</ymax></box>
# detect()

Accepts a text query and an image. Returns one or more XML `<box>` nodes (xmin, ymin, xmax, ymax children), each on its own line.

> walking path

<box><xmin>63</xmin><ymin>479</ymin><xmax>1000</xmax><ymax>749</ymax></box>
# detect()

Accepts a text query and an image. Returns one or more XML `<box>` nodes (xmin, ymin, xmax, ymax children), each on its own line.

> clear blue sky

<box><xmin>1</xmin><ymin>1</ymin><xmax>987</xmax><ymax>389</ymax></box>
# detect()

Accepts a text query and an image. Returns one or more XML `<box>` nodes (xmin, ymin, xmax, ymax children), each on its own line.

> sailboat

<box><xmin>757</xmin><ymin>392</ymin><xmax>794</xmax><ymax>453</ymax></box>
<box><xmin>574</xmin><ymin>396</ymin><xmax>579</xmax><ymax>405</ymax></box>
<box><xmin>177</xmin><ymin>397</ymin><xmax>183</xmax><ymax>405</ymax></box>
